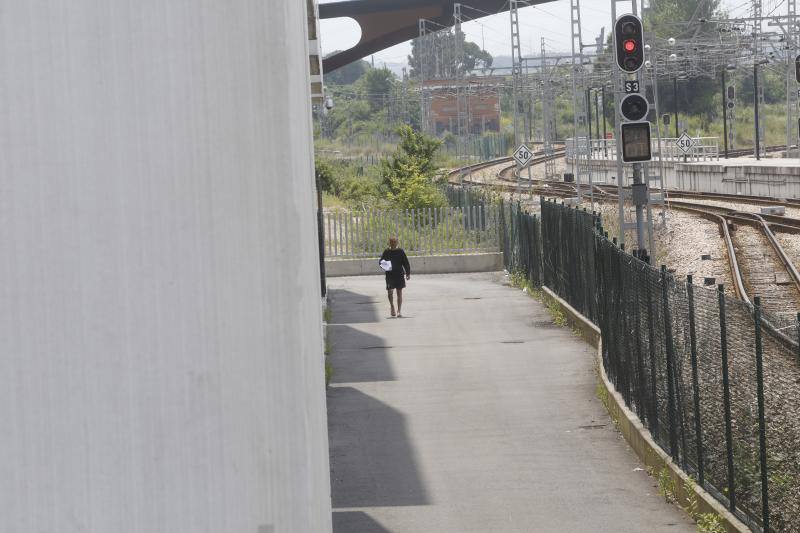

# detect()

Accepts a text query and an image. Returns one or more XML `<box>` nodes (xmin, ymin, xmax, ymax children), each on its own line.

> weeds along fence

<box><xmin>500</xmin><ymin>198</ymin><xmax>800</xmax><ymax>533</ymax></box>
<box><xmin>323</xmin><ymin>205</ymin><xmax>499</xmax><ymax>259</ymax></box>
<box><xmin>444</xmin><ymin>184</ymin><xmax>495</xmax><ymax>209</ymax></box>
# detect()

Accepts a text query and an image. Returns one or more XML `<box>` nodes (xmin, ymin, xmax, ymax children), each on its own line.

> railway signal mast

<box><xmin>611</xmin><ymin>2</ymin><xmax>656</xmax><ymax>262</ymax></box>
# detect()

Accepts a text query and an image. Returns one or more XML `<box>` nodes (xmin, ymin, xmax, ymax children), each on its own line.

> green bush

<box><xmin>340</xmin><ymin>177</ymin><xmax>379</xmax><ymax>206</ymax></box>
<box><xmin>315</xmin><ymin>160</ymin><xmax>336</xmax><ymax>193</ymax></box>
<box><xmin>386</xmin><ymin>162</ymin><xmax>446</xmax><ymax>210</ymax></box>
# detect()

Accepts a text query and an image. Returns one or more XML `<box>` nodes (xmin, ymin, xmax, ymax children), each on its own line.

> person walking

<box><xmin>379</xmin><ymin>237</ymin><xmax>411</xmax><ymax>317</ymax></box>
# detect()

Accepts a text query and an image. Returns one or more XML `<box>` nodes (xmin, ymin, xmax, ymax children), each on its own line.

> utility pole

<box><xmin>401</xmin><ymin>67</ymin><xmax>409</xmax><ymax>124</ymax></box>
<box><xmin>454</xmin><ymin>3</ymin><xmax>468</xmax><ymax>161</ymax></box>
<box><xmin>509</xmin><ymin>0</ymin><xmax>523</xmax><ymax>149</ymax></box>
<box><xmin>602</xmin><ymin>85</ymin><xmax>608</xmax><ymax>156</ymax></box>
<box><xmin>594</xmin><ymin>89</ymin><xmax>601</xmax><ymax>141</ymax></box>
<box><xmin>788</xmin><ymin>0</ymin><xmax>798</xmax><ymax>157</ymax></box>
<box><xmin>641</xmin><ymin>31</ymin><xmax>666</xmax><ymax>248</ymax></box>
<box><xmin>418</xmin><ymin>20</ymin><xmax>429</xmax><ymax>136</ymax></box>
<box><xmin>753</xmin><ymin>0</ymin><xmax>765</xmax><ymax>159</ymax></box>
<box><xmin>755</xmin><ymin>59</ymin><xmax>762</xmax><ymax>160</ymax></box>
<box><xmin>673</xmin><ymin>77</ymin><xmax>679</xmax><ymax>138</ymax></box>
<box><xmin>542</xmin><ymin>38</ymin><xmax>557</xmax><ymax>180</ymax></box>
<box><xmin>722</xmin><ymin>67</ymin><xmax>729</xmax><ymax>158</ymax></box>
<box><xmin>570</xmin><ymin>0</ymin><xmax>593</xmax><ymax>208</ymax></box>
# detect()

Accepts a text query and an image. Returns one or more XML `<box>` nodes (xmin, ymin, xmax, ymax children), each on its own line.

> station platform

<box><xmin>585</xmin><ymin>153</ymin><xmax>800</xmax><ymax>198</ymax></box>
<box><xmin>326</xmin><ymin>273</ymin><xmax>694</xmax><ymax>532</ymax></box>
<box><xmin>701</xmin><ymin>155</ymin><xmax>800</xmax><ymax>168</ymax></box>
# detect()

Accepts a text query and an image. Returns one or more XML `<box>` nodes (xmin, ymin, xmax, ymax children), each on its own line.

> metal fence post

<box><xmin>631</xmin><ymin>265</ymin><xmax>646</xmax><ymax>422</ymax></box>
<box><xmin>618</xmin><ymin>246</ymin><xmax>631</xmax><ymax>404</ymax></box>
<box><xmin>661</xmin><ymin>265</ymin><xmax>679</xmax><ymax>461</ymax></box>
<box><xmin>753</xmin><ymin>296</ymin><xmax>770</xmax><ymax>532</ymax></box>
<box><xmin>797</xmin><ymin>312</ymin><xmax>800</xmax><ymax>366</ymax></box>
<box><xmin>532</xmin><ymin>214</ymin><xmax>540</xmax><ymax>287</ymax></box>
<box><xmin>718</xmin><ymin>284</ymin><xmax>736</xmax><ymax>512</ymax></box>
<box><xmin>500</xmin><ymin>201</ymin><xmax>508</xmax><ymax>269</ymax></box>
<box><xmin>646</xmin><ymin>275</ymin><xmax>660</xmax><ymax>438</ymax></box>
<box><xmin>686</xmin><ymin>275</ymin><xmax>704</xmax><ymax>487</ymax></box>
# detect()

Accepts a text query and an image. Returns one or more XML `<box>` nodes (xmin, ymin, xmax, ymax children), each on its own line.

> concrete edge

<box><xmin>541</xmin><ymin>286</ymin><xmax>749</xmax><ymax>533</ymax></box>
<box><xmin>325</xmin><ymin>252</ymin><xmax>502</xmax><ymax>277</ymax></box>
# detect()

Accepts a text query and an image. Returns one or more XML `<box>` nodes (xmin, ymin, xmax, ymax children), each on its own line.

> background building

<box><xmin>424</xmin><ymin>77</ymin><xmax>503</xmax><ymax>135</ymax></box>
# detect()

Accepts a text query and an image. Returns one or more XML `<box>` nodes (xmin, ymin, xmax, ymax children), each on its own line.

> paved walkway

<box><xmin>327</xmin><ymin>273</ymin><xmax>694</xmax><ymax>533</ymax></box>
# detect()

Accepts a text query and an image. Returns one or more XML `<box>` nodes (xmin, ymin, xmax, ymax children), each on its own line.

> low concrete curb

<box><xmin>325</xmin><ymin>252</ymin><xmax>502</xmax><ymax>277</ymax></box>
<box><xmin>541</xmin><ymin>286</ymin><xmax>749</xmax><ymax>533</ymax></box>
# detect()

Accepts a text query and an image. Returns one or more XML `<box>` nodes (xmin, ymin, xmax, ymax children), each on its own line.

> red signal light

<box><xmin>623</xmin><ymin>39</ymin><xmax>637</xmax><ymax>53</ymax></box>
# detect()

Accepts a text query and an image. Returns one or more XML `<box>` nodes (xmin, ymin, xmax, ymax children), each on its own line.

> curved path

<box><xmin>327</xmin><ymin>272</ymin><xmax>694</xmax><ymax>532</ymax></box>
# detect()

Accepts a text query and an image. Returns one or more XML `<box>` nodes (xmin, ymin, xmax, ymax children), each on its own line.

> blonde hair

<box><xmin>388</xmin><ymin>236</ymin><xmax>398</xmax><ymax>248</ymax></box>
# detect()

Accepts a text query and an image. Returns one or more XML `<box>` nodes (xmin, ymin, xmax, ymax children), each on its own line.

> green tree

<box><xmin>315</xmin><ymin>160</ymin><xmax>336</xmax><ymax>193</ymax></box>
<box><xmin>381</xmin><ymin>125</ymin><xmax>445</xmax><ymax>209</ymax></box>
<box><xmin>408</xmin><ymin>29</ymin><xmax>492</xmax><ymax>80</ymax></box>
<box><xmin>386</xmin><ymin>161</ymin><xmax>446</xmax><ymax>210</ymax></box>
<box><xmin>324</xmin><ymin>54</ymin><xmax>370</xmax><ymax>85</ymax></box>
<box><xmin>395</xmin><ymin>124</ymin><xmax>440</xmax><ymax>176</ymax></box>
<box><xmin>360</xmin><ymin>67</ymin><xmax>397</xmax><ymax>111</ymax></box>
<box><xmin>645</xmin><ymin>0</ymin><xmax>723</xmax><ymax>117</ymax></box>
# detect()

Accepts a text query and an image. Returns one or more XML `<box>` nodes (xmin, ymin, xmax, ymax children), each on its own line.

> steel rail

<box><xmin>457</xmin><ymin>168</ymin><xmax>800</xmax><ymax>355</ymax></box>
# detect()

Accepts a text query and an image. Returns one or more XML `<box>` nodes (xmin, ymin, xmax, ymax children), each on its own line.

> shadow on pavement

<box><xmin>329</xmin><ymin>325</ymin><xmax>395</xmax><ymax>383</ymax></box>
<box><xmin>332</xmin><ymin>511</ymin><xmax>391</xmax><ymax>533</ymax></box>
<box><xmin>329</xmin><ymin>288</ymin><xmax>381</xmax><ymax>324</ymax></box>
<box><xmin>328</xmin><ymin>386</ymin><xmax>429</xmax><ymax>508</ymax></box>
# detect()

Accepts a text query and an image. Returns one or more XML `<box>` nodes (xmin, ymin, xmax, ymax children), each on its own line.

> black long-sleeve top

<box><xmin>380</xmin><ymin>248</ymin><xmax>411</xmax><ymax>277</ymax></box>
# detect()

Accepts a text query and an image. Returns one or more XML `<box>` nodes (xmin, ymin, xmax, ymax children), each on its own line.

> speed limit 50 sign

<box><xmin>513</xmin><ymin>143</ymin><xmax>534</xmax><ymax>168</ymax></box>
<box><xmin>675</xmin><ymin>132</ymin><xmax>695</xmax><ymax>154</ymax></box>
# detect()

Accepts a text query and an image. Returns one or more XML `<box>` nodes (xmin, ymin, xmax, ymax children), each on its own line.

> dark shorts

<box><xmin>386</xmin><ymin>273</ymin><xmax>406</xmax><ymax>290</ymax></box>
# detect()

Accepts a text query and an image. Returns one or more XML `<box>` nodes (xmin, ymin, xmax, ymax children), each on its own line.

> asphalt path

<box><xmin>327</xmin><ymin>272</ymin><xmax>694</xmax><ymax>533</ymax></box>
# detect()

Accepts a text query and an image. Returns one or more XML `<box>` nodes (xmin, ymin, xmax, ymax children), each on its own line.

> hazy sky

<box><xmin>318</xmin><ymin>0</ymin><xmax>758</xmax><ymax>68</ymax></box>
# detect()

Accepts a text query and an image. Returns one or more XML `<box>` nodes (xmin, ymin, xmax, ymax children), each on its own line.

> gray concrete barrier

<box><xmin>325</xmin><ymin>252</ymin><xmax>502</xmax><ymax>277</ymax></box>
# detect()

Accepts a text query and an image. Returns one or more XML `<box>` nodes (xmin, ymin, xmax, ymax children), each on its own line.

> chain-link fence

<box><xmin>499</xmin><ymin>197</ymin><xmax>800</xmax><ymax>533</ymax></box>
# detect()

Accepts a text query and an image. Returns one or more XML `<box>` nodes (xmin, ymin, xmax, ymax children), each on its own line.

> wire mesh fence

<box><xmin>499</xmin><ymin>197</ymin><xmax>800</xmax><ymax>532</ymax></box>
<box><xmin>323</xmin><ymin>205</ymin><xmax>499</xmax><ymax>259</ymax></box>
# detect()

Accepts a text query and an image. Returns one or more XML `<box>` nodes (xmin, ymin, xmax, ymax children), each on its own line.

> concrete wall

<box><xmin>0</xmin><ymin>2</ymin><xmax>332</xmax><ymax>532</ymax></box>
<box><xmin>326</xmin><ymin>253</ymin><xmax>503</xmax><ymax>277</ymax></box>
<box><xmin>584</xmin><ymin>157</ymin><xmax>800</xmax><ymax>199</ymax></box>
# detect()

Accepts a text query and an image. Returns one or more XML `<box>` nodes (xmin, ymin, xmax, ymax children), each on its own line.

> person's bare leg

<box><xmin>387</xmin><ymin>289</ymin><xmax>395</xmax><ymax>317</ymax></box>
<box><xmin>396</xmin><ymin>288</ymin><xmax>403</xmax><ymax>317</ymax></box>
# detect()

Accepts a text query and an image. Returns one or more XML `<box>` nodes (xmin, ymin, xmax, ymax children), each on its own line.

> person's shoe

<box><xmin>390</xmin><ymin>308</ymin><xmax>396</xmax><ymax>317</ymax></box>
<box><xmin>397</xmin><ymin>312</ymin><xmax>402</xmax><ymax>318</ymax></box>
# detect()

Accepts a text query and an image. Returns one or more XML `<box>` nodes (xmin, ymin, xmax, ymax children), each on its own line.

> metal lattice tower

<box><xmin>454</xmin><ymin>3</ymin><xmax>469</xmax><ymax>157</ymax></box>
<box><xmin>541</xmin><ymin>38</ymin><xmax>557</xmax><ymax>180</ymax></box>
<box><xmin>401</xmin><ymin>67</ymin><xmax>409</xmax><ymax>125</ymax></box>
<box><xmin>509</xmin><ymin>0</ymin><xmax>523</xmax><ymax>146</ymax></box>
<box><xmin>728</xmin><ymin>71</ymin><xmax>737</xmax><ymax>152</ymax></box>
<box><xmin>754</xmin><ymin>0</ymin><xmax>766</xmax><ymax>157</ymax></box>
<box><xmin>788</xmin><ymin>0</ymin><xmax>798</xmax><ymax>156</ymax></box>
<box><xmin>418</xmin><ymin>19</ymin><xmax>430</xmax><ymax>135</ymax></box>
<box><xmin>640</xmin><ymin>10</ymin><xmax>666</xmax><ymax>248</ymax></box>
<box><xmin>570</xmin><ymin>0</ymin><xmax>592</xmax><ymax>205</ymax></box>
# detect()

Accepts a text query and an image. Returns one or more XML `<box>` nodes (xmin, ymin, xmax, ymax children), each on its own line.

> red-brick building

<box><xmin>423</xmin><ymin>77</ymin><xmax>503</xmax><ymax>135</ymax></box>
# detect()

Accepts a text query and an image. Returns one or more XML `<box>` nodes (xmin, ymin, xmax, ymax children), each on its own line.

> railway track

<box><xmin>449</xmin><ymin>148</ymin><xmax>566</xmax><ymax>188</ymax></box>
<box><xmin>586</xmin><ymin>183</ymin><xmax>800</xmax><ymax>313</ymax></box>
<box><xmin>726</xmin><ymin>144</ymin><xmax>790</xmax><ymax>158</ymax></box>
<box><xmin>451</xmin><ymin>150</ymin><xmax>800</xmax><ymax>352</ymax></box>
<box><xmin>451</xmin><ymin>148</ymin><xmax>800</xmax><ymax>307</ymax></box>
